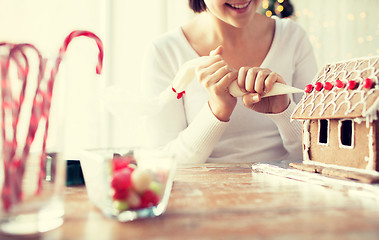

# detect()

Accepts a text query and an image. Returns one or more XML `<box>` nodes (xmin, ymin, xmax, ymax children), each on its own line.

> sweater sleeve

<box><xmin>155</xmin><ymin>104</ymin><xmax>229</xmax><ymax>164</ymax></box>
<box><xmin>266</xmin><ymin>101</ymin><xmax>303</xmax><ymax>161</ymax></box>
<box><xmin>140</xmin><ymin>37</ymin><xmax>228</xmax><ymax>165</ymax></box>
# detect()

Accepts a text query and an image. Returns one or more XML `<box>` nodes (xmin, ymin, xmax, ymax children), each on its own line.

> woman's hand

<box><xmin>195</xmin><ymin>46</ymin><xmax>238</xmax><ymax>121</ymax></box>
<box><xmin>237</xmin><ymin>67</ymin><xmax>290</xmax><ymax>114</ymax></box>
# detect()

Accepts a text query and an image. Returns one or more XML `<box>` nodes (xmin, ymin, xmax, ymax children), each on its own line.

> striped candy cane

<box><xmin>0</xmin><ymin>30</ymin><xmax>104</xmax><ymax>211</ymax></box>
<box><xmin>38</xmin><ymin>30</ymin><xmax>104</xmax><ymax>192</ymax></box>
<box><xmin>0</xmin><ymin>43</ymin><xmax>45</xmax><ymax>210</ymax></box>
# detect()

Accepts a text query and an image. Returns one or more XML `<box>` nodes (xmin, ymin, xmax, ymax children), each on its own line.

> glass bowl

<box><xmin>79</xmin><ymin>148</ymin><xmax>176</xmax><ymax>222</ymax></box>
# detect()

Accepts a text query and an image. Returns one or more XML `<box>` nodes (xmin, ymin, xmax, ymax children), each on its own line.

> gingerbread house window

<box><xmin>318</xmin><ymin>119</ymin><xmax>329</xmax><ymax>145</ymax></box>
<box><xmin>339</xmin><ymin>120</ymin><xmax>354</xmax><ymax>148</ymax></box>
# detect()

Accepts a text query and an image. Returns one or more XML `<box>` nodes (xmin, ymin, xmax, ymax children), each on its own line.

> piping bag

<box><xmin>102</xmin><ymin>58</ymin><xmax>303</xmax><ymax>118</ymax></box>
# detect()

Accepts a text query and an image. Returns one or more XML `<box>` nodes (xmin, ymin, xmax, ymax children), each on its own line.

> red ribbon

<box><xmin>172</xmin><ymin>87</ymin><xmax>185</xmax><ymax>99</ymax></box>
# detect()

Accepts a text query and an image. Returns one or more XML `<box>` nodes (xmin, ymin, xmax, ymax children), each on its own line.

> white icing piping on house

<box><xmin>302</xmin><ymin>120</ymin><xmax>311</xmax><ymax>162</ymax></box>
<box><xmin>366</xmin><ymin>125</ymin><xmax>375</xmax><ymax>171</ymax></box>
<box><xmin>293</xmin><ymin>56</ymin><xmax>379</xmax><ymax>121</ymax></box>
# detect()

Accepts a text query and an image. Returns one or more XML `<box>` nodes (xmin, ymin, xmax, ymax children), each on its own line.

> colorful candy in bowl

<box><xmin>80</xmin><ymin>148</ymin><xmax>176</xmax><ymax>222</ymax></box>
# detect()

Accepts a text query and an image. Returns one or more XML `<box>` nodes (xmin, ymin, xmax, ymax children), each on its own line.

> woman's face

<box><xmin>203</xmin><ymin>0</ymin><xmax>261</xmax><ymax>28</ymax></box>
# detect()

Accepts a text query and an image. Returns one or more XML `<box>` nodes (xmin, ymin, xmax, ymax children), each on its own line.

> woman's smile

<box><xmin>225</xmin><ymin>0</ymin><xmax>252</xmax><ymax>13</ymax></box>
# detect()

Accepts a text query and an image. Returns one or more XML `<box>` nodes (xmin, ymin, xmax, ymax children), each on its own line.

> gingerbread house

<box><xmin>291</xmin><ymin>55</ymin><xmax>379</xmax><ymax>183</ymax></box>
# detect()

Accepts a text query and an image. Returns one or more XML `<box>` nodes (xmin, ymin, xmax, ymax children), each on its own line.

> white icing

<box><xmin>172</xmin><ymin>58</ymin><xmax>199</xmax><ymax>92</ymax></box>
<box><xmin>302</xmin><ymin>120</ymin><xmax>311</xmax><ymax>162</ymax></box>
<box><xmin>366</xmin><ymin>125</ymin><xmax>375</xmax><ymax>171</ymax></box>
<box><xmin>363</xmin><ymin>97</ymin><xmax>379</xmax><ymax>125</ymax></box>
<box><xmin>353</xmin><ymin>117</ymin><xmax>364</xmax><ymax>124</ymax></box>
<box><xmin>294</xmin><ymin>56</ymin><xmax>379</xmax><ymax>121</ymax></box>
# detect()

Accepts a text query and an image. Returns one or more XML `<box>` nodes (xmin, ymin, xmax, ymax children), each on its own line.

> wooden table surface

<box><xmin>3</xmin><ymin>163</ymin><xmax>379</xmax><ymax>240</ymax></box>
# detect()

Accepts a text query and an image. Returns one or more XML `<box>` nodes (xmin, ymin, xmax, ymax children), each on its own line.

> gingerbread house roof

<box><xmin>292</xmin><ymin>56</ymin><xmax>379</xmax><ymax>121</ymax></box>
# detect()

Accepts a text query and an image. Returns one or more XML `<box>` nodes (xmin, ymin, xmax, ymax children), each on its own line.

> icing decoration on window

<box><xmin>304</xmin><ymin>84</ymin><xmax>313</xmax><ymax>93</ymax></box>
<box><xmin>324</xmin><ymin>82</ymin><xmax>333</xmax><ymax>90</ymax></box>
<box><xmin>315</xmin><ymin>82</ymin><xmax>323</xmax><ymax>91</ymax></box>
<box><xmin>347</xmin><ymin>80</ymin><xmax>357</xmax><ymax>90</ymax></box>
<box><xmin>364</xmin><ymin>78</ymin><xmax>373</xmax><ymax>89</ymax></box>
<box><xmin>335</xmin><ymin>79</ymin><xmax>344</xmax><ymax>88</ymax></box>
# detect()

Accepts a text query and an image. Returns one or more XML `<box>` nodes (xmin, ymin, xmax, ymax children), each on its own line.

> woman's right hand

<box><xmin>195</xmin><ymin>46</ymin><xmax>238</xmax><ymax>122</ymax></box>
<box><xmin>237</xmin><ymin>66</ymin><xmax>290</xmax><ymax>114</ymax></box>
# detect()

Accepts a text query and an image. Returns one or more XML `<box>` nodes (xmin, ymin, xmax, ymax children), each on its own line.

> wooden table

<box><xmin>4</xmin><ymin>163</ymin><xmax>379</xmax><ymax>239</ymax></box>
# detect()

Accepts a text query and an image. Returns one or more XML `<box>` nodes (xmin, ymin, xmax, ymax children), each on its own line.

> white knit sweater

<box><xmin>140</xmin><ymin>17</ymin><xmax>318</xmax><ymax>164</ymax></box>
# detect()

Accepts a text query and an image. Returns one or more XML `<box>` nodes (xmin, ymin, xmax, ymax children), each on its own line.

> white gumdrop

<box><xmin>131</xmin><ymin>168</ymin><xmax>153</xmax><ymax>194</ymax></box>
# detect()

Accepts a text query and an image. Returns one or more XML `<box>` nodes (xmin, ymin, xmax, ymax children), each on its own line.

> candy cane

<box><xmin>7</xmin><ymin>46</ymin><xmax>31</xmax><ymax>206</ymax></box>
<box><xmin>38</xmin><ymin>30</ymin><xmax>104</xmax><ymax>192</ymax></box>
<box><xmin>0</xmin><ymin>30</ymin><xmax>104</xmax><ymax>211</ymax></box>
<box><xmin>11</xmin><ymin>44</ymin><xmax>45</xmax><ymax>199</ymax></box>
<box><xmin>0</xmin><ymin>43</ymin><xmax>45</xmax><ymax>210</ymax></box>
<box><xmin>0</xmin><ymin>50</ymin><xmax>13</xmax><ymax>210</ymax></box>
<box><xmin>42</xmin><ymin>30</ymin><xmax>103</xmax><ymax>152</ymax></box>
<box><xmin>0</xmin><ymin>43</ymin><xmax>29</xmax><ymax>210</ymax></box>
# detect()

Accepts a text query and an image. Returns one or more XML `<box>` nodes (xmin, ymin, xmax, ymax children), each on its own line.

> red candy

<box><xmin>364</xmin><ymin>78</ymin><xmax>374</xmax><ymax>89</ymax></box>
<box><xmin>304</xmin><ymin>84</ymin><xmax>313</xmax><ymax>93</ymax></box>
<box><xmin>112</xmin><ymin>157</ymin><xmax>131</xmax><ymax>171</ymax></box>
<box><xmin>315</xmin><ymin>82</ymin><xmax>323</xmax><ymax>91</ymax></box>
<box><xmin>335</xmin><ymin>79</ymin><xmax>344</xmax><ymax>88</ymax></box>
<box><xmin>113</xmin><ymin>189</ymin><xmax>130</xmax><ymax>200</ymax></box>
<box><xmin>139</xmin><ymin>190</ymin><xmax>160</xmax><ymax>208</ymax></box>
<box><xmin>347</xmin><ymin>80</ymin><xmax>357</xmax><ymax>90</ymax></box>
<box><xmin>111</xmin><ymin>168</ymin><xmax>133</xmax><ymax>191</ymax></box>
<box><xmin>109</xmin><ymin>155</ymin><xmax>162</xmax><ymax>211</ymax></box>
<box><xmin>324</xmin><ymin>82</ymin><xmax>333</xmax><ymax>90</ymax></box>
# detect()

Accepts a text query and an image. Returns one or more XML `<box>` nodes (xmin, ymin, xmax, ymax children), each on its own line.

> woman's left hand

<box><xmin>237</xmin><ymin>67</ymin><xmax>290</xmax><ymax>114</ymax></box>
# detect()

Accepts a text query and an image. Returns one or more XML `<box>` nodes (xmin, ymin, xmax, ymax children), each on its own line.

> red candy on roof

<box><xmin>304</xmin><ymin>84</ymin><xmax>313</xmax><ymax>93</ymax></box>
<box><xmin>303</xmin><ymin>77</ymin><xmax>375</xmax><ymax>95</ymax></box>
<box><xmin>315</xmin><ymin>82</ymin><xmax>323</xmax><ymax>91</ymax></box>
<box><xmin>324</xmin><ymin>82</ymin><xmax>333</xmax><ymax>90</ymax></box>
<box><xmin>336</xmin><ymin>79</ymin><xmax>344</xmax><ymax>88</ymax></box>
<box><xmin>293</xmin><ymin>56</ymin><xmax>379</xmax><ymax>120</ymax></box>
<box><xmin>347</xmin><ymin>80</ymin><xmax>357</xmax><ymax>90</ymax></box>
<box><xmin>364</xmin><ymin>78</ymin><xmax>373</xmax><ymax>89</ymax></box>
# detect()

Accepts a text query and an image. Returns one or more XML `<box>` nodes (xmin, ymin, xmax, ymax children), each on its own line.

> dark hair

<box><xmin>278</xmin><ymin>0</ymin><xmax>294</xmax><ymax>18</ymax></box>
<box><xmin>189</xmin><ymin>0</ymin><xmax>207</xmax><ymax>13</ymax></box>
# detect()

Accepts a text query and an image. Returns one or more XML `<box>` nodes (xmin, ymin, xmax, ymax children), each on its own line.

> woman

<box><xmin>140</xmin><ymin>0</ymin><xmax>317</xmax><ymax>164</ymax></box>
